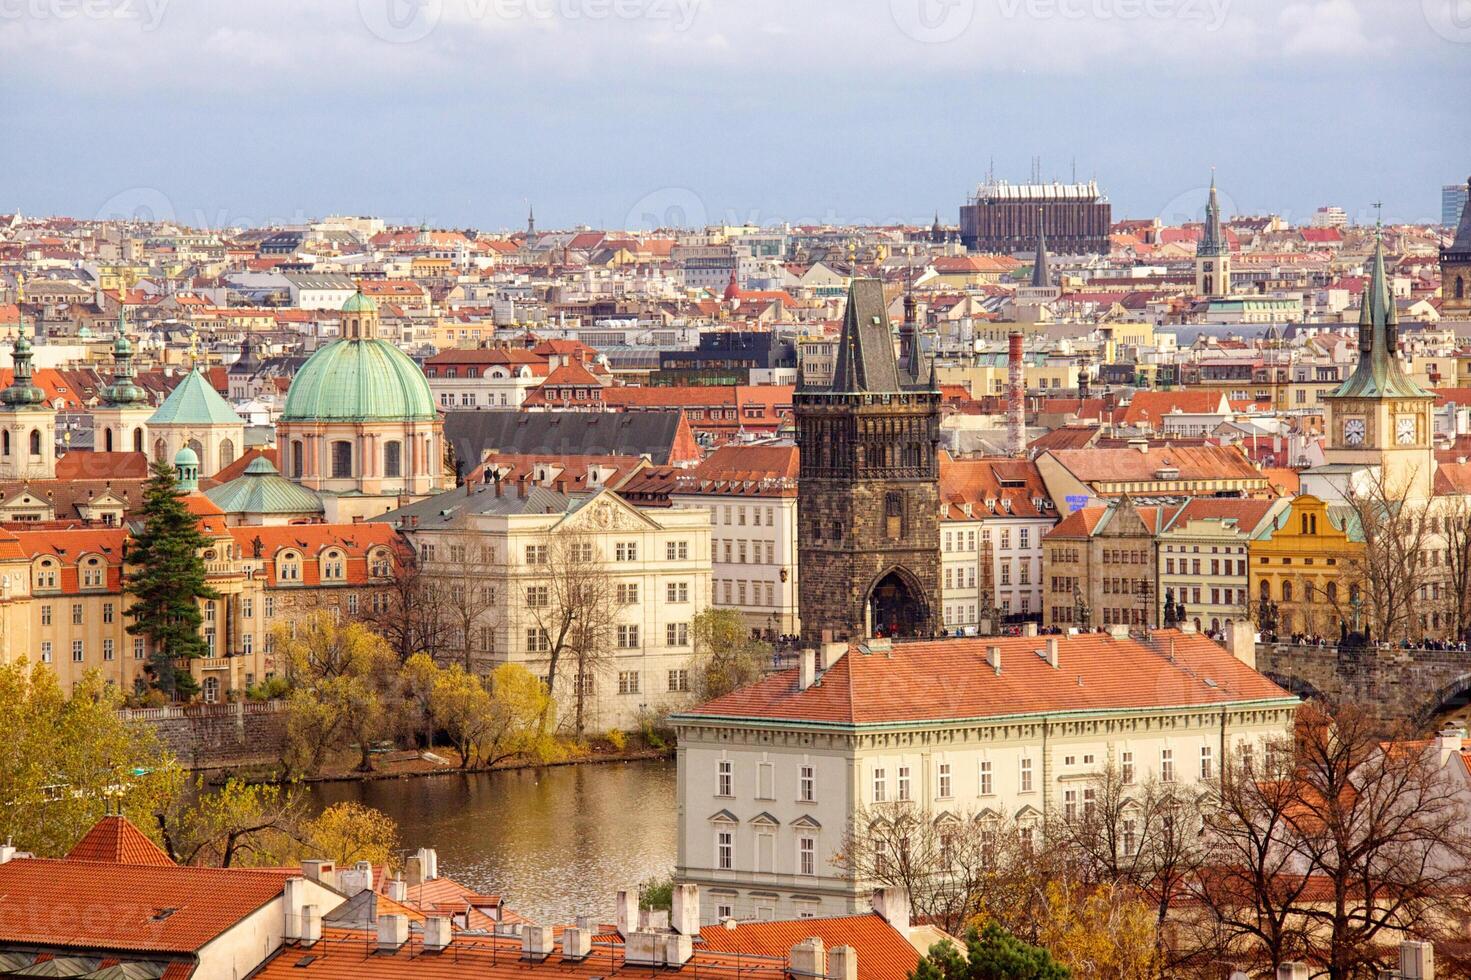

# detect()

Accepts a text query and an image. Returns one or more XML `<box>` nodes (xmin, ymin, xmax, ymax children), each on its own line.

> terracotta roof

<box><xmin>1121</xmin><ymin>390</ymin><xmax>1230</xmax><ymax>425</ymax></box>
<box><xmin>697</xmin><ymin>915</ymin><xmax>920</xmax><ymax>980</ymax></box>
<box><xmin>937</xmin><ymin>456</ymin><xmax>1055</xmax><ymax>520</ymax></box>
<box><xmin>52</xmin><ymin>452</ymin><xmax>151</xmax><ymax>481</ymax></box>
<box><xmin>65</xmin><ymin>815</ymin><xmax>175</xmax><ymax>867</ymax></box>
<box><xmin>1043</xmin><ymin>444</ymin><xmax>1265</xmax><ymax>487</ymax></box>
<box><xmin>677</xmin><ymin>629</ymin><xmax>1292</xmax><ymax>728</ymax></box>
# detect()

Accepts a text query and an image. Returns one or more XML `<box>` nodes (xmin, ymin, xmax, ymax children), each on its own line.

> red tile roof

<box><xmin>678</xmin><ymin>629</ymin><xmax>1292</xmax><ymax>727</ymax></box>
<box><xmin>697</xmin><ymin>915</ymin><xmax>919</xmax><ymax>980</ymax></box>
<box><xmin>65</xmin><ymin>815</ymin><xmax>176</xmax><ymax>866</ymax></box>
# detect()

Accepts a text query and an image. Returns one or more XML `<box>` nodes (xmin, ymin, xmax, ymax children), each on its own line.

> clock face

<box><xmin>1343</xmin><ymin>418</ymin><xmax>1365</xmax><ymax>446</ymax></box>
<box><xmin>1396</xmin><ymin>416</ymin><xmax>1416</xmax><ymax>445</ymax></box>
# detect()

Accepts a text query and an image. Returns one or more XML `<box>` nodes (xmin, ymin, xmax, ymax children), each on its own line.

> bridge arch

<box><xmin>1416</xmin><ymin>673</ymin><xmax>1471</xmax><ymax>731</ymax></box>
<box><xmin>1262</xmin><ymin>672</ymin><xmax>1322</xmax><ymax>703</ymax></box>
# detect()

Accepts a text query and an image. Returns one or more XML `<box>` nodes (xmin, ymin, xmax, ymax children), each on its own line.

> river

<box><xmin>308</xmin><ymin>758</ymin><xmax>678</xmax><ymax>923</ymax></box>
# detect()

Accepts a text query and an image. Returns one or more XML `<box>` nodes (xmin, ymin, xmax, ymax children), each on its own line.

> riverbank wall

<box><xmin>121</xmin><ymin>700</ymin><xmax>287</xmax><ymax>770</ymax></box>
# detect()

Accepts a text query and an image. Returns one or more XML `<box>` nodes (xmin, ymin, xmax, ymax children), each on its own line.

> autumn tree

<box><xmin>278</xmin><ymin>613</ymin><xmax>400</xmax><ymax>775</ymax></box>
<box><xmin>419</xmin><ymin>523</ymin><xmax>501</xmax><ymax>673</ymax></box>
<box><xmin>524</xmin><ymin>527</ymin><xmax>619</xmax><ymax>734</ymax></box>
<box><xmin>690</xmin><ymin>607</ymin><xmax>772</xmax><ymax>702</ymax></box>
<box><xmin>1335</xmin><ymin>469</ymin><xmax>1440</xmax><ymax>643</ymax></box>
<box><xmin>911</xmin><ymin>922</ymin><xmax>1069</xmax><ymax>980</ymax></box>
<box><xmin>124</xmin><ymin>459</ymin><xmax>218</xmax><ymax>696</ymax></box>
<box><xmin>1435</xmin><ymin>492</ymin><xmax>1471</xmax><ymax>641</ymax></box>
<box><xmin>359</xmin><ymin>559</ymin><xmax>450</xmax><ymax>663</ymax></box>
<box><xmin>155</xmin><ymin>777</ymin><xmax>307</xmax><ymax>867</ymax></box>
<box><xmin>302</xmin><ymin>802</ymin><xmax>400</xmax><ymax>866</ymax></box>
<box><xmin>0</xmin><ymin>662</ymin><xmax>181</xmax><ymax>857</ymax></box>
<box><xmin>429</xmin><ymin>661</ymin><xmax>558</xmax><ymax>767</ymax></box>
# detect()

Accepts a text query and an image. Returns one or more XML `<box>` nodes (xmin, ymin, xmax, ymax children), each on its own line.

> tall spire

<box><xmin>1329</xmin><ymin>228</ymin><xmax>1427</xmax><ymax>401</ymax></box>
<box><xmin>527</xmin><ymin>203</ymin><xmax>536</xmax><ymax>237</ymax></box>
<box><xmin>1200</xmin><ymin>171</ymin><xmax>1225</xmax><ymax>256</ymax></box>
<box><xmin>101</xmin><ymin>306</ymin><xmax>146</xmax><ymax>406</ymax></box>
<box><xmin>1030</xmin><ymin>208</ymin><xmax>1053</xmax><ymax>288</ymax></box>
<box><xmin>2</xmin><ymin>313</ymin><xmax>45</xmax><ymax>407</ymax></box>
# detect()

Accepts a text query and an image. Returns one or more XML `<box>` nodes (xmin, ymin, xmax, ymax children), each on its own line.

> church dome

<box><xmin>280</xmin><ymin>338</ymin><xmax>437</xmax><ymax>423</ymax></box>
<box><xmin>341</xmin><ymin>291</ymin><xmax>378</xmax><ymax>314</ymax></box>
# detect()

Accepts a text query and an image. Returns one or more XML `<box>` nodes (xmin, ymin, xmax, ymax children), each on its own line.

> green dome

<box><xmin>280</xmin><ymin>338</ymin><xmax>437</xmax><ymax>423</ymax></box>
<box><xmin>174</xmin><ymin>446</ymin><xmax>198</xmax><ymax>466</ymax></box>
<box><xmin>342</xmin><ymin>291</ymin><xmax>378</xmax><ymax>314</ymax></box>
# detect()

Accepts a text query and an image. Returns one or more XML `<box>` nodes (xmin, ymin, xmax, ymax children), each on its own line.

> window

<box><xmin>1020</xmin><ymin>757</ymin><xmax>1033</xmax><ymax>792</ymax></box>
<box><xmin>979</xmin><ymin>760</ymin><xmax>993</xmax><ymax>796</ymax></box>
<box><xmin>757</xmin><ymin>762</ymin><xmax>774</xmax><ymax>800</ymax></box>
<box><xmin>666</xmin><ymin>581</ymin><xmax>689</xmax><ymax>603</ymax></box>
<box><xmin>243</xmin><ymin>634</ymin><xmax>253</xmax><ymax>656</ymax></box>
<box><xmin>717</xmin><ymin>759</ymin><xmax>733</xmax><ymax>797</ymax></box>
<box><xmin>264</xmin><ymin>596</ymin><xmax>275</xmax><ymax>618</ymax></box>
<box><xmin>103</xmin><ymin>638</ymin><xmax>114</xmax><ymax>661</ymax></box>
<box><xmin>717</xmin><ymin>831</ymin><xmax>733</xmax><ymax>870</ymax></box>
<box><xmin>615</xmin><ymin>541</ymin><xmax>639</xmax><ymax>561</ymax></box>
<box><xmin>872</xmin><ymin>768</ymin><xmax>887</xmax><ymax>803</ymax></box>
<box><xmin>666</xmin><ymin>622</ymin><xmax>690</xmax><ymax>647</ymax></box>
<box><xmin>616</xmin><ymin>583</ymin><xmax>639</xmax><ymax>604</ymax></box>
<box><xmin>1200</xmin><ymin>745</ymin><xmax>1213</xmax><ymax>780</ymax></box>
<box><xmin>897</xmin><ymin>766</ymin><xmax>912</xmax><ymax>801</ymax></box>
<box><xmin>40</xmin><ymin>641</ymin><xmax>52</xmax><ymax>663</ymax></box>
<box><xmin>330</xmin><ymin>440</ymin><xmax>352</xmax><ymax>478</ymax></box>
<box><xmin>1123</xmin><ymin>818</ymin><xmax>1138</xmax><ymax>855</ymax></box>
<box><xmin>667</xmin><ymin>669</ymin><xmax>689</xmax><ymax>693</ymax></box>
<box><xmin>384</xmin><ymin>441</ymin><xmax>402</xmax><ymax>478</ymax></box>
<box><xmin>799</xmin><ymin>764</ymin><xmax>815</xmax><ymax>802</ymax></box>
<box><xmin>526</xmin><ymin>627</ymin><xmax>550</xmax><ymax>652</ymax></box>
<box><xmin>798</xmin><ymin>836</ymin><xmax>816</xmax><ymax>876</ymax></box>
<box><xmin>1064</xmin><ymin>789</ymin><xmax>1078</xmax><ymax>822</ymax></box>
<box><xmin>1161</xmin><ymin>748</ymin><xmax>1175</xmax><ymax>783</ymax></box>
<box><xmin>617</xmin><ymin>671</ymin><xmax>640</xmax><ymax>694</ymax></box>
<box><xmin>72</xmin><ymin>603</ymin><xmax>83</xmax><ymax>625</ymax></box>
<box><xmin>1121</xmin><ymin>751</ymin><xmax>1134</xmax><ymax>784</ymax></box>
<box><xmin>937</xmin><ymin>762</ymin><xmax>952</xmax><ymax>799</ymax></box>
<box><xmin>71</xmin><ymin>640</ymin><xmax>84</xmax><ymax>663</ymax></box>
<box><xmin>716</xmin><ymin>903</ymin><xmax>734</xmax><ymax>921</ymax></box>
<box><xmin>617</xmin><ymin>625</ymin><xmax>640</xmax><ymax>648</ymax></box>
<box><xmin>82</xmin><ymin>560</ymin><xmax>104</xmax><ymax>588</ymax></box>
<box><xmin>525</xmin><ymin>544</ymin><xmax>548</xmax><ymax>565</ymax></box>
<box><xmin>40</xmin><ymin>604</ymin><xmax>51</xmax><ymax>626</ymax></box>
<box><xmin>133</xmin><ymin>637</ymin><xmax>145</xmax><ymax>660</ymax></box>
<box><xmin>526</xmin><ymin>585</ymin><xmax>549</xmax><ymax>608</ymax></box>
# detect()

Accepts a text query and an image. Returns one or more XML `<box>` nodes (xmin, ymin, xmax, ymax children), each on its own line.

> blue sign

<box><xmin>1065</xmin><ymin>495</ymin><xmax>1090</xmax><ymax>513</ymax></box>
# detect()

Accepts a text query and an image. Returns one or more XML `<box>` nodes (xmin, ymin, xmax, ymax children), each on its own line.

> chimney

<box><xmin>986</xmin><ymin>645</ymin><xmax>1001</xmax><ymax>676</ymax></box>
<box><xmin>822</xmin><ymin>640</ymin><xmax>848</xmax><ymax>666</ymax></box>
<box><xmin>416</xmin><ymin>847</ymin><xmax>438</xmax><ymax>881</ymax></box>
<box><xmin>562</xmin><ymin>926</ymin><xmax>592</xmax><ymax>960</ymax></box>
<box><xmin>424</xmin><ymin>915</ymin><xmax>452</xmax><ymax>952</ymax></box>
<box><xmin>1223</xmin><ymin>619</ymin><xmax>1256</xmax><ymax>669</ymax></box>
<box><xmin>1401</xmin><ymin>940</ymin><xmax>1435</xmax><ymax>980</ymax></box>
<box><xmin>799</xmin><ymin>649</ymin><xmax>817</xmax><ymax>691</ymax></box>
<box><xmin>405</xmin><ymin>854</ymin><xmax>423</xmax><ymax>886</ymax></box>
<box><xmin>790</xmin><ymin>937</ymin><xmax>826</xmax><ymax>978</ymax></box>
<box><xmin>283</xmin><ymin>878</ymin><xmax>309</xmax><ymax>940</ymax></box>
<box><xmin>665</xmin><ymin>933</ymin><xmax>694</xmax><ymax>967</ymax></box>
<box><xmin>1277</xmin><ymin>964</ymin><xmax>1309</xmax><ymax>980</ymax></box>
<box><xmin>870</xmin><ymin>887</ymin><xmax>911</xmax><ymax>936</ymax></box>
<box><xmin>828</xmin><ymin>947</ymin><xmax>858</xmax><ymax>980</ymax></box>
<box><xmin>554</xmin><ymin>477</ymin><xmax>567</xmax><ymax>494</ymax></box>
<box><xmin>300</xmin><ymin>905</ymin><xmax>322</xmax><ymax>946</ymax></box>
<box><xmin>337</xmin><ymin>863</ymin><xmax>371</xmax><ymax>897</ymax></box>
<box><xmin>0</xmin><ymin>843</ymin><xmax>13</xmax><ymax>865</ymax></box>
<box><xmin>522</xmin><ymin>924</ymin><xmax>553</xmax><ymax>959</ymax></box>
<box><xmin>516</xmin><ymin>475</ymin><xmax>528</xmax><ymax>499</ymax></box>
<box><xmin>625</xmin><ymin>931</ymin><xmax>664</xmax><ymax>966</ymax></box>
<box><xmin>1022</xmin><ymin>621</ymin><xmax>1038</xmax><ymax>638</ymax></box>
<box><xmin>615</xmin><ymin>887</ymin><xmax>639</xmax><ymax>937</ymax></box>
<box><xmin>1437</xmin><ymin>726</ymin><xmax>1463</xmax><ymax>767</ymax></box>
<box><xmin>1127</xmin><ymin>438</ymin><xmax>1149</xmax><ymax>453</ymax></box>
<box><xmin>1108</xmin><ymin>624</ymin><xmax>1130</xmax><ymax>639</ymax></box>
<box><xmin>1045</xmin><ymin>636</ymin><xmax>1059</xmax><ymax>669</ymax></box>
<box><xmin>376</xmin><ymin>913</ymin><xmax>409</xmax><ymax>951</ymax></box>
<box><xmin>386</xmin><ymin>877</ymin><xmax>407</xmax><ymax>903</ymax></box>
<box><xmin>672</xmin><ymin>882</ymin><xmax>700</xmax><ymax>936</ymax></box>
<box><xmin>300</xmin><ymin>859</ymin><xmax>337</xmax><ymax>891</ymax></box>
<box><xmin>494</xmin><ymin>479</ymin><xmax>503</xmax><ymax>498</ymax></box>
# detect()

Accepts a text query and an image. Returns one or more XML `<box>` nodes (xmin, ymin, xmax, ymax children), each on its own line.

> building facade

<box><xmin>958</xmin><ymin>179</ymin><xmax>1111</xmax><ymax>254</ymax></box>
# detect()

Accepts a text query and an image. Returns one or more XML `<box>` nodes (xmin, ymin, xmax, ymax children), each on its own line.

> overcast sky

<box><xmin>1</xmin><ymin>0</ymin><xmax>1467</xmax><ymax>232</ymax></box>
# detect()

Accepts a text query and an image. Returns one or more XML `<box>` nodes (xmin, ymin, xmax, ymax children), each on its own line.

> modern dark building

<box><xmin>959</xmin><ymin>179</ymin><xmax>1111</xmax><ymax>255</ymax></box>
<box><xmin>794</xmin><ymin>278</ymin><xmax>941</xmax><ymax>643</ymax></box>
<box><xmin>653</xmin><ymin>330</ymin><xmax>793</xmax><ymax>386</ymax></box>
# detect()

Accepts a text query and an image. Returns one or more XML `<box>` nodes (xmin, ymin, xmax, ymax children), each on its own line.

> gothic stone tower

<box><xmin>1442</xmin><ymin>176</ymin><xmax>1471</xmax><ymax>317</ymax></box>
<box><xmin>795</xmin><ymin>278</ymin><xmax>941</xmax><ymax>643</ymax></box>
<box><xmin>1195</xmin><ymin>172</ymin><xmax>1231</xmax><ymax>298</ymax></box>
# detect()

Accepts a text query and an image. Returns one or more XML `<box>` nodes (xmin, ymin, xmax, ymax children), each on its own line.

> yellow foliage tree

<box><xmin>429</xmin><ymin>662</ymin><xmax>560</xmax><ymax>768</ymax></box>
<box><xmin>277</xmin><ymin>613</ymin><xmax>400</xmax><ymax>775</ymax></box>
<box><xmin>0</xmin><ymin>660</ymin><xmax>181</xmax><ymax>857</ymax></box>
<box><xmin>302</xmin><ymin>801</ymin><xmax>400</xmax><ymax>867</ymax></box>
<box><xmin>1034</xmin><ymin>880</ymin><xmax>1161</xmax><ymax>980</ymax></box>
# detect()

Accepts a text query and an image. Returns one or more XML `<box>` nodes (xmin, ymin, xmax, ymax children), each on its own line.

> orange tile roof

<box><xmin>1044</xmin><ymin>444</ymin><xmax>1265</xmax><ymax>487</ymax></box>
<box><xmin>677</xmin><ymin>630</ymin><xmax>1292</xmax><ymax>727</ymax></box>
<box><xmin>65</xmin><ymin>815</ymin><xmax>176</xmax><ymax>866</ymax></box>
<box><xmin>697</xmin><ymin>915</ymin><xmax>919</xmax><ymax>980</ymax></box>
<box><xmin>1121</xmin><ymin>390</ymin><xmax>1230</xmax><ymax>425</ymax></box>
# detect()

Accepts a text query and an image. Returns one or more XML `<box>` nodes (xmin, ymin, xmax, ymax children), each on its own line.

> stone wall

<box><xmin>120</xmin><ymin>700</ymin><xmax>288</xmax><ymax>770</ymax></box>
<box><xmin>1257</xmin><ymin>642</ymin><xmax>1471</xmax><ymax>727</ymax></box>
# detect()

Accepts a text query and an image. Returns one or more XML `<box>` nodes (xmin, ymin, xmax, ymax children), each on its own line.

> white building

<box><xmin>423</xmin><ymin>348</ymin><xmax>549</xmax><ymax>409</ymax></box>
<box><xmin>382</xmin><ymin>482</ymin><xmax>713</xmax><ymax>730</ymax></box>
<box><xmin>670</xmin><ymin>627</ymin><xmax>1296</xmax><ymax>922</ymax></box>
<box><xmin>283</xmin><ymin>272</ymin><xmax>358</xmax><ymax>311</ymax></box>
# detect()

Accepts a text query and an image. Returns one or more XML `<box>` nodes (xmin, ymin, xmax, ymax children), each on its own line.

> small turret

<box><xmin>2</xmin><ymin>315</ymin><xmax>46</xmax><ymax>407</ymax></box>
<box><xmin>174</xmin><ymin>446</ymin><xmax>199</xmax><ymax>493</ymax></box>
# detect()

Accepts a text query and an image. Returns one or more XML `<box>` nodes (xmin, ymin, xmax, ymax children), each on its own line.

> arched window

<box><xmin>331</xmin><ymin>440</ymin><xmax>353</xmax><ymax>479</ymax></box>
<box><xmin>321</xmin><ymin>550</ymin><xmax>346</xmax><ymax>581</ymax></box>
<box><xmin>1259</xmin><ymin>580</ymin><xmax>1270</xmax><ymax>601</ymax></box>
<box><xmin>1326</xmin><ymin>582</ymin><xmax>1338</xmax><ymax>603</ymax></box>
<box><xmin>132</xmin><ymin>427</ymin><xmax>143</xmax><ymax>453</ymax></box>
<box><xmin>1281</xmin><ymin>581</ymin><xmax>1293</xmax><ymax>603</ymax></box>
<box><xmin>154</xmin><ymin>438</ymin><xmax>168</xmax><ymax>462</ymax></box>
<box><xmin>28</xmin><ymin>429</ymin><xmax>41</xmax><ymax>456</ymax></box>
<box><xmin>219</xmin><ymin>438</ymin><xmax>235</xmax><ymax>470</ymax></box>
<box><xmin>187</xmin><ymin>438</ymin><xmax>203</xmax><ymax>459</ymax></box>
<box><xmin>2</xmin><ymin>430</ymin><xmax>10</xmax><ymax>457</ymax></box>
<box><xmin>1457</xmin><ymin>276</ymin><xmax>1465</xmax><ymax>300</ymax></box>
<box><xmin>103</xmin><ymin>429</ymin><xmax>114</xmax><ymax>453</ymax></box>
<box><xmin>384</xmin><ymin>440</ymin><xmax>402</xmax><ymax>478</ymax></box>
<box><xmin>291</xmin><ymin>440</ymin><xmax>304</xmax><ymax>478</ymax></box>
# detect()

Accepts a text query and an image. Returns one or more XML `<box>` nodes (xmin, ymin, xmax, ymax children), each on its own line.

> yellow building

<box><xmin>1248</xmin><ymin>494</ymin><xmax>1362</xmax><ymax>639</ymax></box>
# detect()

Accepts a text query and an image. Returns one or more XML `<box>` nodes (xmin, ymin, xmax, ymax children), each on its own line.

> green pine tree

<box><xmin>124</xmin><ymin>459</ymin><xmax>218</xmax><ymax>697</ymax></box>
<box><xmin>910</xmin><ymin>922</ymin><xmax>1069</xmax><ymax>980</ymax></box>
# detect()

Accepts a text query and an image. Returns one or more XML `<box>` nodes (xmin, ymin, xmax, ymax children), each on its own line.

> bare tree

<box><xmin>524</xmin><ymin>527</ymin><xmax>619</xmax><ymax>735</ymax></box>
<box><xmin>359</xmin><ymin>558</ymin><xmax>450</xmax><ymax>664</ymax></box>
<box><xmin>423</xmin><ymin>525</ymin><xmax>501</xmax><ymax>674</ymax></box>
<box><xmin>1336</xmin><ymin>469</ymin><xmax>1438</xmax><ymax>643</ymax></box>
<box><xmin>1436</xmin><ymin>493</ymin><xmax>1471</xmax><ymax>641</ymax></box>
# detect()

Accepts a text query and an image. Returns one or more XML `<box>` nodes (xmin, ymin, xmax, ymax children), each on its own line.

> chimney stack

<box><xmin>376</xmin><ymin>913</ymin><xmax>409</xmax><ymax>951</ymax></box>
<box><xmin>1437</xmin><ymin>727</ymin><xmax>1463</xmax><ymax>767</ymax></box>
<box><xmin>665</xmin><ymin>933</ymin><xmax>694</xmax><ymax>967</ymax></box>
<box><xmin>986</xmin><ymin>645</ymin><xmax>1001</xmax><ymax>676</ymax></box>
<box><xmin>672</xmin><ymin>882</ymin><xmax>700</xmax><ymax>936</ymax></box>
<box><xmin>416</xmin><ymin>847</ymin><xmax>438</xmax><ymax>881</ymax></box>
<box><xmin>386</xmin><ymin>877</ymin><xmax>407</xmax><ymax>903</ymax></box>
<box><xmin>615</xmin><ymin>887</ymin><xmax>638</xmax><ymax>938</ymax></box>
<box><xmin>799</xmin><ymin>649</ymin><xmax>817</xmax><ymax>691</ymax></box>
<box><xmin>283</xmin><ymin>878</ymin><xmax>309</xmax><ymax>940</ymax></box>
<box><xmin>1401</xmin><ymin>940</ymin><xmax>1435</xmax><ymax>980</ymax></box>
<box><xmin>522</xmin><ymin>924</ymin><xmax>553</xmax><ymax>959</ymax></box>
<box><xmin>562</xmin><ymin>926</ymin><xmax>592</xmax><ymax>960</ymax></box>
<box><xmin>870</xmin><ymin>887</ymin><xmax>911</xmax><ymax>936</ymax></box>
<box><xmin>300</xmin><ymin>859</ymin><xmax>337</xmax><ymax>891</ymax></box>
<box><xmin>1277</xmin><ymin>964</ymin><xmax>1309</xmax><ymax>980</ymax></box>
<box><xmin>299</xmin><ymin>905</ymin><xmax>322</xmax><ymax>946</ymax></box>
<box><xmin>424</xmin><ymin>915</ymin><xmax>452</xmax><ymax>952</ymax></box>
<box><xmin>1045</xmin><ymin>636</ymin><xmax>1059</xmax><ymax>669</ymax></box>
<box><xmin>790</xmin><ymin>937</ymin><xmax>826</xmax><ymax>978</ymax></box>
<box><xmin>1007</xmin><ymin>330</ymin><xmax>1025</xmax><ymax>458</ymax></box>
<box><xmin>1223</xmin><ymin>619</ymin><xmax>1256</xmax><ymax>669</ymax></box>
<box><xmin>828</xmin><ymin>946</ymin><xmax>858</xmax><ymax>980</ymax></box>
<box><xmin>1022</xmin><ymin>621</ymin><xmax>1038</xmax><ymax>638</ymax></box>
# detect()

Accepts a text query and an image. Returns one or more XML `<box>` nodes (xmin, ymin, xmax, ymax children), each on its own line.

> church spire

<box><xmin>1030</xmin><ymin>209</ymin><xmax>1053</xmax><ymax>288</ymax></box>
<box><xmin>1200</xmin><ymin>171</ymin><xmax>1225</xmax><ymax>256</ymax></box>
<box><xmin>1329</xmin><ymin>228</ymin><xmax>1427</xmax><ymax>401</ymax></box>
<box><xmin>101</xmin><ymin>306</ymin><xmax>146</xmax><ymax>406</ymax></box>
<box><xmin>2</xmin><ymin>313</ymin><xmax>46</xmax><ymax>407</ymax></box>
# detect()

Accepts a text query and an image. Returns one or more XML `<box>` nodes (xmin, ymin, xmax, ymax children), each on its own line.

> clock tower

<box><xmin>1315</xmin><ymin>232</ymin><xmax>1434</xmax><ymax>500</ymax></box>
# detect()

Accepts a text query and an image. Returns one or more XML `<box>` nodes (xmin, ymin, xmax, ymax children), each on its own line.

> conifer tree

<box><xmin>125</xmin><ymin>459</ymin><xmax>217</xmax><ymax>697</ymax></box>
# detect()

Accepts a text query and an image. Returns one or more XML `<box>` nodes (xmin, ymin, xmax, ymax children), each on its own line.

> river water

<box><xmin>309</xmin><ymin>758</ymin><xmax>678</xmax><ymax>923</ymax></box>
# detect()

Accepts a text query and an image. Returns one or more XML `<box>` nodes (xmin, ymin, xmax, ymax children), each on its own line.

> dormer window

<box><xmin>321</xmin><ymin>550</ymin><xmax>346</xmax><ymax>582</ymax></box>
<box><xmin>278</xmin><ymin>551</ymin><xmax>302</xmax><ymax>582</ymax></box>
<box><xmin>81</xmin><ymin>557</ymin><xmax>106</xmax><ymax>589</ymax></box>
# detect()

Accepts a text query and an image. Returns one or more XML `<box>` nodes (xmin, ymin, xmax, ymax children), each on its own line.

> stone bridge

<box><xmin>1256</xmin><ymin>642</ymin><xmax>1471</xmax><ymax>731</ymax></box>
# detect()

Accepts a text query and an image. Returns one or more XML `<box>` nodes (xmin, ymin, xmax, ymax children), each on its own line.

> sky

<box><xmin>0</xmin><ymin>0</ymin><xmax>1468</xmax><ymax>233</ymax></box>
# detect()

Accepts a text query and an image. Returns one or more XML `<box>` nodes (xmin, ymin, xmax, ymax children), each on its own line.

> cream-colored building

<box><xmin>671</xmin><ymin>628</ymin><xmax>1296</xmax><ymax>922</ymax></box>
<box><xmin>381</xmin><ymin>483</ymin><xmax>713</xmax><ymax>730</ymax></box>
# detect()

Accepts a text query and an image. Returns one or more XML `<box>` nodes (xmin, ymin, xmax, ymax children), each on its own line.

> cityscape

<box><xmin>3</xmin><ymin>2</ymin><xmax>1471</xmax><ymax>979</ymax></box>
